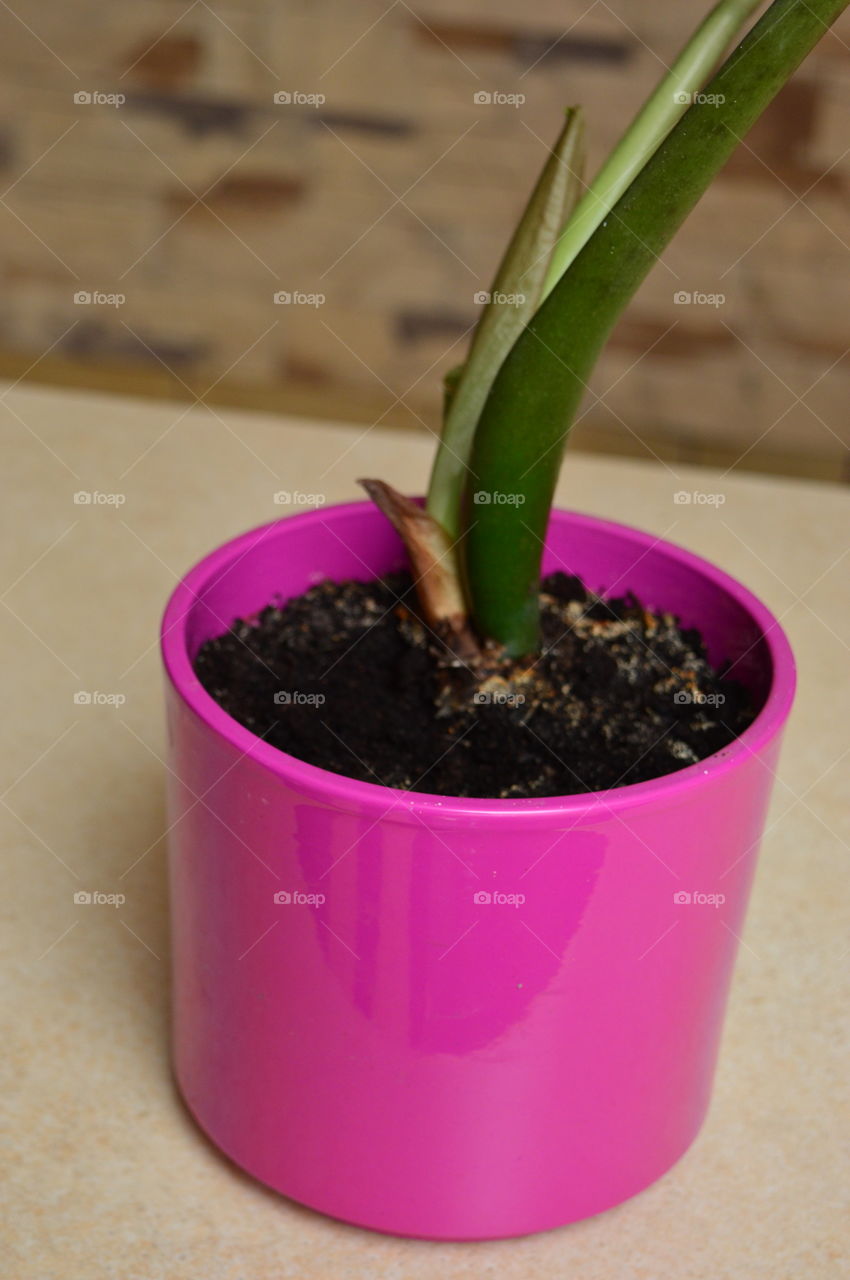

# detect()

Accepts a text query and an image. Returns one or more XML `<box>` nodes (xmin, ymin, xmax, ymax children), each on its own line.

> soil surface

<box><xmin>194</xmin><ymin>572</ymin><xmax>754</xmax><ymax>798</ymax></box>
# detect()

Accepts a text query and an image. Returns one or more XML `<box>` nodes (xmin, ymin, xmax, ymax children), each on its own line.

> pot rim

<box><xmin>161</xmin><ymin>502</ymin><xmax>795</xmax><ymax>825</ymax></box>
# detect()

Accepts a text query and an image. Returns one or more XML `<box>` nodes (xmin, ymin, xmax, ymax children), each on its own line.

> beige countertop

<box><xmin>3</xmin><ymin>380</ymin><xmax>848</xmax><ymax>1278</ymax></box>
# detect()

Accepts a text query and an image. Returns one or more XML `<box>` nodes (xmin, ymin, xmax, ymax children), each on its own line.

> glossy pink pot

<box><xmin>161</xmin><ymin>504</ymin><xmax>795</xmax><ymax>1240</ymax></box>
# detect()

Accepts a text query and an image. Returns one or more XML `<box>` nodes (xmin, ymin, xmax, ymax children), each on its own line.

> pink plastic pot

<box><xmin>161</xmin><ymin>504</ymin><xmax>794</xmax><ymax>1240</ymax></box>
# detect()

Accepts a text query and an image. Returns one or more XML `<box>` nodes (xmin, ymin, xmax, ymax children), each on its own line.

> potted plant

<box><xmin>161</xmin><ymin>0</ymin><xmax>840</xmax><ymax>1240</ymax></box>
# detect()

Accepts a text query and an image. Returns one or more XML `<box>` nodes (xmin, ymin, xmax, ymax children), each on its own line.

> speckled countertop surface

<box><xmin>3</xmin><ymin>382</ymin><xmax>848</xmax><ymax>1278</ymax></box>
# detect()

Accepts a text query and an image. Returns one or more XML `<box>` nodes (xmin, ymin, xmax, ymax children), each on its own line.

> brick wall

<box><xmin>1</xmin><ymin>0</ymin><xmax>848</xmax><ymax>479</ymax></box>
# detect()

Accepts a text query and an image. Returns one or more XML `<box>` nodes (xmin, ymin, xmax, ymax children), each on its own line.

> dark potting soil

<box><xmin>193</xmin><ymin>572</ymin><xmax>754</xmax><ymax>799</ymax></box>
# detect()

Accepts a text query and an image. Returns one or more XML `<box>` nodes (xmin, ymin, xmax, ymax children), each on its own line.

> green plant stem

<box><xmin>540</xmin><ymin>0</ymin><xmax>763</xmax><ymax>300</ymax></box>
<box><xmin>465</xmin><ymin>0</ymin><xmax>848</xmax><ymax>657</ymax></box>
<box><xmin>426</xmin><ymin>108</ymin><xmax>585</xmax><ymax>541</ymax></box>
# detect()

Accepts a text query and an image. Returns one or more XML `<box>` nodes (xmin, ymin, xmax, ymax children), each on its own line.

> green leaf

<box><xmin>426</xmin><ymin>107</ymin><xmax>585</xmax><ymax>540</ymax></box>
<box><xmin>442</xmin><ymin>362</ymin><xmax>463</xmax><ymax>418</ymax></box>
<box><xmin>541</xmin><ymin>0</ymin><xmax>763</xmax><ymax>298</ymax></box>
<box><xmin>465</xmin><ymin>0</ymin><xmax>848</xmax><ymax>657</ymax></box>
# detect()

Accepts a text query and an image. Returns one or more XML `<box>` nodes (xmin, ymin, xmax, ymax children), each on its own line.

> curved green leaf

<box><xmin>541</xmin><ymin>0</ymin><xmax>763</xmax><ymax>299</ymax></box>
<box><xmin>465</xmin><ymin>0</ymin><xmax>848</xmax><ymax>656</ymax></box>
<box><xmin>426</xmin><ymin>108</ymin><xmax>585</xmax><ymax>540</ymax></box>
